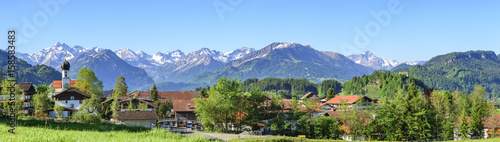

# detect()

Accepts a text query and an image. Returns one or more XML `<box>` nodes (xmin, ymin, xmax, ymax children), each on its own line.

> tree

<box><xmin>126</xmin><ymin>100</ymin><xmax>136</xmax><ymax>112</ymax></box>
<box><xmin>73</xmin><ymin>93</ymin><xmax>102</xmax><ymax>123</ymax></box>
<box><xmin>35</xmin><ymin>85</ymin><xmax>50</xmax><ymax>94</ymax></box>
<box><xmin>375</xmin><ymin>89</ymin><xmax>408</xmax><ymax>141</ymax></box>
<box><xmin>199</xmin><ymin>88</ymin><xmax>208</xmax><ymax>98</ymax></box>
<box><xmin>326</xmin><ymin>88</ymin><xmax>335</xmax><ymax>100</ymax></box>
<box><xmin>430</xmin><ymin>91</ymin><xmax>454</xmax><ymax>139</ymax></box>
<box><xmin>468</xmin><ymin>86</ymin><xmax>490</xmax><ymax>138</ymax></box>
<box><xmin>459</xmin><ymin>109</ymin><xmax>469</xmax><ymax>139</ymax></box>
<box><xmin>0</xmin><ymin>79</ymin><xmax>25</xmax><ymax>117</ymax></box>
<box><xmin>150</xmin><ymin>84</ymin><xmax>159</xmax><ymax>103</ymax></box>
<box><xmin>113</xmin><ymin>76</ymin><xmax>128</xmax><ymax>96</ymax></box>
<box><xmin>402</xmin><ymin>81</ymin><xmax>433</xmax><ymax>141</ymax></box>
<box><xmin>75</xmin><ymin>68</ymin><xmax>103</xmax><ymax>96</ymax></box>
<box><xmin>53</xmin><ymin>101</ymin><xmax>64</xmax><ymax>118</ymax></box>
<box><xmin>111</xmin><ymin>93</ymin><xmax>119</xmax><ymax>119</ymax></box>
<box><xmin>315</xmin><ymin>116</ymin><xmax>341</xmax><ymax>139</ymax></box>
<box><xmin>138</xmin><ymin>101</ymin><xmax>148</xmax><ymax>111</ymax></box>
<box><xmin>157</xmin><ymin>101</ymin><xmax>172</xmax><ymax>120</ymax></box>
<box><xmin>32</xmin><ymin>92</ymin><xmax>53</xmax><ymax>117</ymax></box>
<box><xmin>194</xmin><ymin>77</ymin><xmax>244</xmax><ymax>132</ymax></box>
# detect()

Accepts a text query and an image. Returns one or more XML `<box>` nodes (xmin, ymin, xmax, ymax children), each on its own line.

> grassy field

<box><xmin>0</xmin><ymin>117</ymin><xmax>215</xmax><ymax>142</ymax></box>
<box><xmin>234</xmin><ymin>136</ymin><xmax>500</xmax><ymax>142</ymax></box>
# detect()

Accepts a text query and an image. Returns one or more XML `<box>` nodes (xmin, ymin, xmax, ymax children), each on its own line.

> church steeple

<box><xmin>61</xmin><ymin>59</ymin><xmax>71</xmax><ymax>90</ymax></box>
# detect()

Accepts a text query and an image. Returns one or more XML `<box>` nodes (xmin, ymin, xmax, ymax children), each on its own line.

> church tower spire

<box><xmin>61</xmin><ymin>59</ymin><xmax>71</xmax><ymax>90</ymax></box>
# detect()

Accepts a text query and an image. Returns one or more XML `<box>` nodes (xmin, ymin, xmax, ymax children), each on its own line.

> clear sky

<box><xmin>1</xmin><ymin>0</ymin><xmax>499</xmax><ymax>62</ymax></box>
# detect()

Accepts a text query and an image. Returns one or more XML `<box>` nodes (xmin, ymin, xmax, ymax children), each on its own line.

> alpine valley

<box><xmin>12</xmin><ymin>42</ymin><xmax>499</xmax><ymax>95</ymax></box>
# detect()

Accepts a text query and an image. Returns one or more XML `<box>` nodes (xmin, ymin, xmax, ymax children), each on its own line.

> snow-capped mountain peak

<box><xmin>347</xmin><ymin>51</ymin><xmax>427</xmax><ymax>70</ymax></box>
<box><xmin>347</xmin><ymin>51</ymin><xmax>401</xmax><ymax>70</ymax></box>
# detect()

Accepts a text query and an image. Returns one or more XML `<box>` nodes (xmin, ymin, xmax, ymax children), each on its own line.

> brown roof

<box><xmin>172</xmin><ymin>99</ymin><xmax>195</xmax><ymax>112</ymax></box>
<box><xmin>19</xmin><ymin>82</ymin><xmax>36</xmax><ymax>94</ymax></box>
<box><xmin>282</xmin><ymin>99</ymin><xmax>301</xmax><ymax>110</ymax></box>
<box><xmin>120</xmin><ymin>97</ymin><xmax>158</xmax><ymax>108</ymax></box>
<box><xmin>52</xmin><ymin>88</ymin><xmax>92</xmax><ymax>98</ymax></box>
<box><xmin>325</xmin><ymin>95</ymin><xmax>368</xmax><ymax>105</ymax></box>
<box><xmin>116</xmin><ymin>111</ymin><xmax>157</xmax><ymax>120</ymax></box>
<box><xmin>301</xmin><ymin>92</ymin><xmax>318</xmax><ymax>100</ymax></box>
<box><xmin>128</xmin><ymin>91</ymin><xmax>200</xmax><ymax>102</ymax></box>
<box><xmin>52</xmin><ymin>80</ymin><xmax>78</xmax><ymax>88</ymax></box>
<box><xmin>322</xmin><ymin>110</ymin><xmax>339</xmax><ymax>117</ymax></box>
<box><xmin>101</xmin><ymin>96</ymin><xmax>130</xmax><ymax>104</ymax></box>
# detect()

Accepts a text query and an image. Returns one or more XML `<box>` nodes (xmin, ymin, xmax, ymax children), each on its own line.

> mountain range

<box><xmin>189</xmin><ymin>42</ymin><xmax>374</xmax><ymax>84</ymax></box>
<box><xmin>14</xmin><ymin>42</ymin><xmax>426</xmax><ymax>90</ymax></box>
<box><xmin>347</xmin><ymin>51</ymin><xmax>426</xmax><ymax>70</ymax></box>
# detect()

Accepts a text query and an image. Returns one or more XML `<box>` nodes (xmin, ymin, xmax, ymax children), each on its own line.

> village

<box><xmin>1</xmin><ymin>60</ymin><xmax>499</xmax><ymax>141</ymax></box>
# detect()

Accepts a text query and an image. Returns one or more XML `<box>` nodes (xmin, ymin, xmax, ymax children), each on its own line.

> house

<box><xmin>172</xmin><ymin>99</ymin><xmax>197</xmax><ymax>127</ymax></box>
<box><xmin>19</xmin><ymin>83</ymin><xmax>36</xmax><ymax>115</ymax></box>
<box><xmin>100</xmin><ymin>89</ymin><xmax>114</xmax><ymax>100</ymax></box>
<box><xmin>321</xmin><ymin>95</ymin><xmax>373</xmax><ymax>111</ymax></box>
<box><xmin>300</xmin><ymin>92</ymin><xmax>321</xmax><ymax>103</ymax></box>
<box><xmin>119</xmin><ymin>97</ymin><xmax>157</xmax><ymax>111</ymax></box>
<box><xmin>117</xmin><ymin>91</ymin><xmax>200</xmax><ymax>127</ymax></box>
<box><xmin>49</xmin><ymin>88</ymin><xmax>92</xmax><ymax>117</ymax></box>
<box><xmin>116</xmin><ymin>111</ymin><xmax>157</xmax><ymax>128</ymax></box>
<box><xmin>0</xmin><ymin>82</ymin><xmax>37</xmax><ymax>115</ymax></box>
<box><xmin>454</xmin><ymin>114</ymin><xmax>500</xmax><ymax>140</ymax></box>
<box><xmin>321</xmin><ymin>110</ymin><xmax>373</xmax><ymax>141</ymax></box>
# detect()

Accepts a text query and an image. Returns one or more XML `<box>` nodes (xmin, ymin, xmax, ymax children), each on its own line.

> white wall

<box><xmin>122</xmin><ymin>120</ymin><xmax>155</xmax><ymax>128</ymax></box>
<box><xmin>49</xmin><ymin>111</ymin><xmax>70</xmax><ymax>117</ymax></box>
<box><xmin>59</xmin><ymin>100</ymin><xmax>82</xmax><ymax>109</ymax></box>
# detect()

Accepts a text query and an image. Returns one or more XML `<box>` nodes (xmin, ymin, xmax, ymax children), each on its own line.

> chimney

<box><xmin>187</xmin><ymin>103</ymin><xmax>191</xmax><ymax>109</ymax></box>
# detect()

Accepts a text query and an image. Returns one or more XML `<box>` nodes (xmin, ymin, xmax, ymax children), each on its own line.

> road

<box><xmin>167</xmin><ymin>127</ymin><xmax>271</xmax><ymax>141</ymax></box>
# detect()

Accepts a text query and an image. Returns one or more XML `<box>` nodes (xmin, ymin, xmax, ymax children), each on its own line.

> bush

<box><xmin>72</xmin><ymin>111</ymin><xmax>102</xmax><ymax>124</ymax></box>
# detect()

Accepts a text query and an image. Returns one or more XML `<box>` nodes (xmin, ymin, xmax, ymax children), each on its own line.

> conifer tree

<box><xmin>150</xmin><ymin>84</ymin><xmax>159</xmax><ymax>103</ymax></box>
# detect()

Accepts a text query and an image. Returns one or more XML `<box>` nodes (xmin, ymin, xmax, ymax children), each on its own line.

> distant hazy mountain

<box><xmin>67</xmin><ymin>49</ymin><xmax>154</xmax><ymax>90</ymax></box>
<box><xmin>347</xmin><ymin>51</ymin><xmax>427</xmax><ymax>70</ymax></box>
<box><xmin>190</xmin><ymin>42</ymin><xmax>374</xmax><ymax>84</ymax></box>
<box><xmin>393</xmin><ymin>50</ymin><xmax>500</xmax><ymax>94</ymax></box>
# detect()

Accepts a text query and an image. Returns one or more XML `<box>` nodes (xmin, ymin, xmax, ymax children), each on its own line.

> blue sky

<box><xmin>1</xmin><ymin>0</ymin><xmax>499</xmax><ymax>62</ymax></box>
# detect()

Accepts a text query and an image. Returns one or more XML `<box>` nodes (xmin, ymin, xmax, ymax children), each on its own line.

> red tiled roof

<box><xmin>52</xmin><ymin>80</ymin><xmax>78</xmax><ymax>89</ymax></box>
<box><xmin>172</xmin><ymin>99</ymin><xmax>195</xmax><ymax>112</ymax></box>
<box><xmin>325</xmin><ymin>95</ymin><xmax>365</xmax><ymax>105</ymax></box>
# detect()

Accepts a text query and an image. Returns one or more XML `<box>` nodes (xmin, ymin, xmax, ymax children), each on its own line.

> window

<box><xmin>66</xmin><ymin>100</ymin><xmax>68</xmax><ymax>103</ymax></box>
<box><xmin>24</xmin><ymin>102</ymin><xmax>30</xmax><ymax>107</ymax></box>
<box><xmin>26</xmin><ymin>95</ymin><xmax>30</xmax><ymax>100</ymax></box>
<box><xmin>79</xmin><ymin>100</ymin><xmax>82</xmax><ymax>104</ymax></box>
<box><xmin>70</xmin><ymin>96</ymin><xmax>74</xmax><ymax>100</ymax></box>
<box><xmin>71</xmin><ymin>104</ymin><xmax>74</xmax><ymax>108</ymax></box>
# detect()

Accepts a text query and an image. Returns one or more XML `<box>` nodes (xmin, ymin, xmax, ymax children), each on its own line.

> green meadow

<box><xmin>0</xmin><ymin>117</ymin><xmax>213</xmax><ymax>142</ymax></box>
